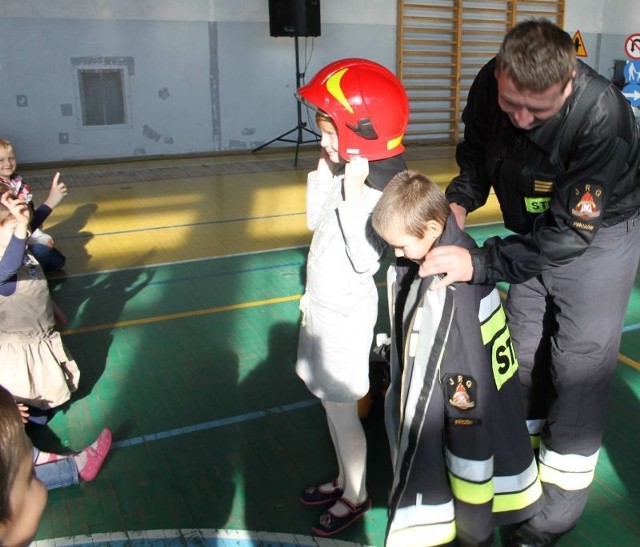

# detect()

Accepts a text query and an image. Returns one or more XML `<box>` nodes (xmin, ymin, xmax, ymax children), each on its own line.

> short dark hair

<box><xmin>496</xmin><ymin>19</ymin><xmax>576</xmax><ymax>92</ymax></box>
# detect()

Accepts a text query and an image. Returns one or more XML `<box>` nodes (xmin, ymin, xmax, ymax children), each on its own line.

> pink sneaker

<box><xmin>78</xmin><ymin>428</ymin><xmax>112</xmax><ymax>482</ymax></box>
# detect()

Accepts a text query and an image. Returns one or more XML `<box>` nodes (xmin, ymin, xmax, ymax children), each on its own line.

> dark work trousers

<box><xmin>505</xmin><ymin>212</ymin><xmax>640</xmax><ymax>533</ymax></box>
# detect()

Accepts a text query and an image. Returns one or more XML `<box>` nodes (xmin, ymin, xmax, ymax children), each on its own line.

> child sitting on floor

<box><xmin>0</xmin><ymin>139</ymin><xmax>67</xmax><ymax>272</ymax></box>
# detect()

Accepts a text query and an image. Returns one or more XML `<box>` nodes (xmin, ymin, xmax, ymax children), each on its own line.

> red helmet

<box><xmin>296</xmin><ymin>58</ymin><xmax>409</xmax><ymax>161</ymax></box>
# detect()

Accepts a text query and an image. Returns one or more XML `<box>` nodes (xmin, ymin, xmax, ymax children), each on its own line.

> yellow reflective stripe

<box><xmin>387</xmin><ymin>523</ymin><xmax>456</xmax><ymax>547</ymax></box>
<box><xmin>449</xmin><ymin>473</ymin><xmax>493</xmax><ymax>504</ymax></box>
<box><xmin>537</xmin><ymin>443</ymin><xmax>599</xmax><ymax>490</ymax></box>
<box><xmin>530</xmin><ymin>434</ymin><xmax>541</xmax><ymax>450</ymax></box>
<box><xmin>479</xmin><ymin>297</ymin><xmax>518</xmax><ymax>390</ymax></box>
<box><xmin>539</xmin><ymin>461</ymin><xmax>594</xmax><ymax>490</ymax></box>
<box><xmin>386</xmin><ymin>133</ymin><xmax>404</xmax><ymax>151</ymax></box>
<box><xmin>493</xmin><ymin>476</ymin><xmax>543</xmax><ymax>513</ymax></box>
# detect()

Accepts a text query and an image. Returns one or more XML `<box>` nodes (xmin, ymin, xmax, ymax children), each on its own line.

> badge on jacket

<box><xmin>445</xmin><ymin>374</ymin><xmax>476</xmax><ymax>410</ymax></box>
<box><xmin>570</xmin><ymin>183</ymin><xmax>603</xmax><ymax>223</ymax></box>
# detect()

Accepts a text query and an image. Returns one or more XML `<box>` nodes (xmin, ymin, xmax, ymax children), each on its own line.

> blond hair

<box><xmin>372</xmin><ymin>170</ymin><xmax>449</xmax><ymax>239</ymax></box>
<box><xmin>0</xmin><ymin>139</ymin><xmax>14</xmax><ymax>154</ymax></box>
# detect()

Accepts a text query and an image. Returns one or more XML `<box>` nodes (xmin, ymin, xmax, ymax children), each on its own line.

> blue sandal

<box><xmin>312</xmin><ymin>496</ymin><xmax>371</xmax><ymax>536</ymax></box>
<box><xmin>300</xmin><ymin>478</ymin><xmax>344</xmax><ymax>506</ymax></box>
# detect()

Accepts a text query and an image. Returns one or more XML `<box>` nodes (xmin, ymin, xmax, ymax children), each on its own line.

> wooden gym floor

<box><xmin>17</xmin><ymin>144</ymin><xmax>640</xmax><ymax>546</ymax></box>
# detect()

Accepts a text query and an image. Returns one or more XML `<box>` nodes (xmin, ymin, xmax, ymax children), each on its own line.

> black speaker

<box><xmin>269</xmin><ymin>0</ymin><xmax>321</xmax><ymax>38</ymax></box>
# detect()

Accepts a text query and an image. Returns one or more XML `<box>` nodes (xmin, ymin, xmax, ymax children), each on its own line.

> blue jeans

<box><xmin>33</xmin><ymin>449</ymin><xmax>79</xmax><ymax>489</ymax></box>
<box><xmin>29</xmin><ymin>243</ymin><xmax>66</xmax><ymax>272</ymax></box>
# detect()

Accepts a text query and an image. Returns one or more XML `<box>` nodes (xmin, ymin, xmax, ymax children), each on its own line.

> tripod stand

<box><xmin>253</xmin><ymin>35</ymin><xmax>320</xmax><ymax>166</ymax></box>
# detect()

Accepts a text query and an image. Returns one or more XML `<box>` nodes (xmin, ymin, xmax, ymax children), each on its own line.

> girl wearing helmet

<box><xmin>294</xmin><ymin>58</ymin><xmax>409</xmax><ymax>537</ymax></box>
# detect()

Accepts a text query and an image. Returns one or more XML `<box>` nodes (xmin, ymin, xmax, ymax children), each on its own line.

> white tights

<box><xmin>322</xmin><ymin>399</ymin><xmax>368</xmax><ymax>505</ymax></box>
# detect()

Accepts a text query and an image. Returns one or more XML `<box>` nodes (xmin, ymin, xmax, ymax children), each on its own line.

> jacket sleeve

<box><xmin>445</xmin><ymin>61</ymin><xmax>499</xmax><ymax>214</ymax></box>
<box><xmin>336</xmin><ymin>188</ymin><xmax>387</xmax><ymax>274</ymax></box>
<box><xmin>0</xmin><ymin>235</ymin><xmax>27</xmax><ymax>291</ymax></box>
<box><xmin>30</xmin><ymin>203</ymin><xmax>52</xmax><ymax>232</ymax></box>
<box><xmin>305</xmin><ymin>170</ymin><xmax>335</xmax><ymax>231</ymax></box>
<box><xmin>474</xmin><ymin>86</ymin><xmax>637</xmax><ymax>285</ymax></box>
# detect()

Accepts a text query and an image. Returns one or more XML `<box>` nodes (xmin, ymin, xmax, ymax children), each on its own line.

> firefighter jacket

<box><xmin>446</xmin><ymin>58</ymin><xmax>640</xmax><ymax>285</ymax></box>
<box><xmin>384</xmin><ymin>215</ymin><xmax>543</xmax><ymax>547</ymax></box>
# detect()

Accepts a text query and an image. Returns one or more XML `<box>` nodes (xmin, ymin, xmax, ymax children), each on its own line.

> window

<box><xmin>72</xmin><ymin>56</ymin><xmax>133</xmax><ymax>128</ymax></box>
<box><xmin>78</xmin><ymin>69</ymin><xmax>126</xmax><ymax>126</ymax></box>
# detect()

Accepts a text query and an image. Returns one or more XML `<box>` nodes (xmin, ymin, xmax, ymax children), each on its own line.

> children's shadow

<box><xmin>60</xmin><ymin>263</ymin><xmax>156</xmax><ymax>404</ymax></box>
<box><xmin>48</xmin><ymin>203</ymin><xmax>99</xmax><ymax>274</ymax></box>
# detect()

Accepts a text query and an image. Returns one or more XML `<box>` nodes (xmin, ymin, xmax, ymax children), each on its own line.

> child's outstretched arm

<box><xmin>43</xmin><ymin>172</ymin><xmax>68</xmax><ymax>210</ymax></box>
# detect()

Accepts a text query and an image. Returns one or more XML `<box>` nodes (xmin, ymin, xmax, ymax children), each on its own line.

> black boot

<box><xmin>506</xmin><ymin>523</ymin><xmax>567</xmax><ymax>547</ymax></box>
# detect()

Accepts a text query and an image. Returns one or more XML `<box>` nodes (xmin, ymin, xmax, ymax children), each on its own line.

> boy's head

<box><xmin>0</xmin><ymin>385</ymin><xmax>47</xmax><ymax>547</ymax></box>
<box><xmin>0</xmin><ymin>140</ymin><xmax>17</xmax><ymax>182</ymax></box>
<box><xmin>372</xmin><ymin>170</ymin><xmax>450</xmax><ymax>262</ymax></box>
<box><xmin>296</xmin><ymin>58</ymin><xmax>409</xmax><ymax>162</ymax></box>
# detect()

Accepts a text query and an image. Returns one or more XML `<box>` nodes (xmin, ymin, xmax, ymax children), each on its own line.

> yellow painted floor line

<box><xmin>63</xmin><ymin>294</ymin><xmax>301</xmax><ymax>335</ymax></box>
<box><xmin>63</xmin><ymin>289</ymin><xmax>640</xmax><ymax>373</ymax></box>
<box><xmin>618</xmin><ymin>353</ymin><xmax>640</xmax><ymax>371</ymax></box>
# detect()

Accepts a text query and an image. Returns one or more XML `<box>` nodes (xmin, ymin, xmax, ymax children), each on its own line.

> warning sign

<box><xmin>572</xmin><ymin>31</ymin><xmax>588</xmax><ymax>57</ymax></box>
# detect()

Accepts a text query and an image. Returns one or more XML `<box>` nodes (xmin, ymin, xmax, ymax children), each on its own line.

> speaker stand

<box><xmin>253</xmin><ymin>35</ymin><xmax>320</xmax><ymax>167</ymax></box>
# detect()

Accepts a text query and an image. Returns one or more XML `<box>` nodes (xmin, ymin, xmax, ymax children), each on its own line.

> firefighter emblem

<box><xmin>571</xmin><ymin>183</ymin><xmax>602</xmax><ymax>221</ymax></box>
<box><xmin>446</xmin><ymin>374</ymin><xmax>476</xmax><ymax>410</ymax></box>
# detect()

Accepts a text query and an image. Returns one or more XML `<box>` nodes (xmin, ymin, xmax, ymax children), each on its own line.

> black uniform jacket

<box><xmin>447</xmin><ymin>58</ymin><xmax>640</xmax><ymax>284</ymax></box>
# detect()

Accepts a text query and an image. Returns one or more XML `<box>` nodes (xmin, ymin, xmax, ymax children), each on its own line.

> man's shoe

<box><xmin>507</xmin><ymin>523</ymin><xmax>567</xmax><ymax>547</ymax></box>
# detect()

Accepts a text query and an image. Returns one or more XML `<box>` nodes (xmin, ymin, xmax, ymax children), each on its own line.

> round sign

<box><xmin>625</xmin><ymin>34</ymin><xmax>640</xmax><ymax>60</ymax></box>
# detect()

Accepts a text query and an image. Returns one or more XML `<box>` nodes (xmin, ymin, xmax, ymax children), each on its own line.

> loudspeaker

<box><xmin>269</xmin><ymin>0</ymin><xmax>321</xmax><ymax>38</ymax></box>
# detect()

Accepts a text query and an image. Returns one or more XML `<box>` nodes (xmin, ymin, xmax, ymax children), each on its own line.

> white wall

<box><xmin>0</xmin><ymin>0</ymin><xmax>638</xmax><ymax>163</ymax></box>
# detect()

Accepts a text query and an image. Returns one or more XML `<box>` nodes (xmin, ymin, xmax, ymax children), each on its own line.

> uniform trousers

<box><xmin>506</xmin><ymin>213</ymin><xmax>640</xmax><ymax>533</ymax></box>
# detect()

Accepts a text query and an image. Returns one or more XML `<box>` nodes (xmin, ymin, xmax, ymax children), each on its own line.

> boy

<box><xmin>372</xmin><ymin>170</ymin><xmax>542</xmax><ymax>546</ymax></box>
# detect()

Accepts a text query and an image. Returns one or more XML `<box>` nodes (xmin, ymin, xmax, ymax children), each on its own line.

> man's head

<box><xmin>495</xmin><ymin>19</ymin><xmax>576</xmax><ymax>130</ymax></box>
<box><xmin>0</xmin><ymin>386</ymin><xmax>47</xmax><ymax>547</ymax></box>
<box><xmin>372</xmin><ymin>170</ymin><xmax>449</xmax><ymax>262</ymax></box>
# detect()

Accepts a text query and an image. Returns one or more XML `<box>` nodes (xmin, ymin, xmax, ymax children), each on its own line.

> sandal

<box><xmin>312</xmin><ymin>496</ymin><xmax>371</xmax><ymax>536</ymax></box>
<box><xmin>299</xmin><ymin>478</ymin><xmax>344</xmax><ymax>506</ymax></box>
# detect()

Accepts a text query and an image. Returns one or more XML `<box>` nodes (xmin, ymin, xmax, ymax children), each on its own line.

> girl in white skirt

<box><xmin>294</xmin><ymin>58</ymin><xmax>410</xmax><ymax>537</ymax></box>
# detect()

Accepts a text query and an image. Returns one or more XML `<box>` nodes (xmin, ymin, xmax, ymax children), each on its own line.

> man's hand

<box><xmin>419</xmin><ymin>245</ymin><xmax>473</xmax><ymax>290</ymax></box>
<box><xmin>44</xmin><ymin>172</ymin><xmax>68</xmax><ymax>209</ymax></box>
<box><xmin>343</xmin><ymin>156</ymin><xmax>369</xmax><ymax>200</ymax></box>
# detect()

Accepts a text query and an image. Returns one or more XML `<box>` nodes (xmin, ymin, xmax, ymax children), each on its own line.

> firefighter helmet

<box><xmin>296</xmin><ymin>58</ymin><xmax>409</xmax><ymax>161</ymax></box>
